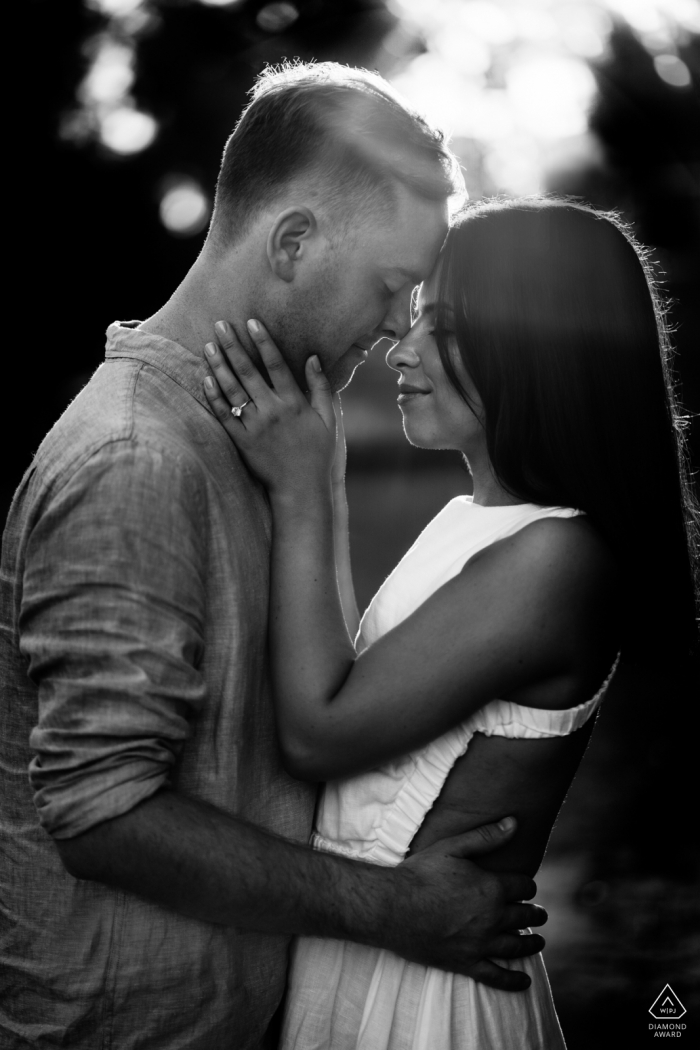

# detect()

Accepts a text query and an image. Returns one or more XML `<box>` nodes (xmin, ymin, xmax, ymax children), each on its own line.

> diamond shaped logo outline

<box><xmin>649</xmin><ymin>984</ymin><xmax>687</xmax><ymax>1020</ymax></box>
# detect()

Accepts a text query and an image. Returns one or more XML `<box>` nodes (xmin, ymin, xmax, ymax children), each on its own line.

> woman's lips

<box><xmin>397</xmin><ymin>385</ymin><xmax>430</xmax><ymax>404</ymax></box>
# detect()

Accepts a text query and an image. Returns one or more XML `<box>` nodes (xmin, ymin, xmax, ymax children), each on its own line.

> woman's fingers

<box><xmin>246</xmin><ymin>319</ymin><xmax>304</xmax><ymax>401</ymax></box>
<box><xmin>205</xmin><ymin>320</ymin><xmax>335</xmax><ymax>453</ymax></box>
<box><xmin>203</xmin><ymin>374</ymin><xmax>229</xmax><ymax>420</ymax></box>
<box><xmin>213</xmin><ymin>321</ymin><xmax>274</xmax><ymax>404</ymax></box>
<box><xmin>203</xmin><ymin>374</ymin><xmax>248</xmax><ymax>437</ymax></box>
<box><xmin>304</xmin><ymin>355</ymin><xmax>335</xmax><ymax>431</ymax></box>
<box><xmin>204</xmin><ymin>341</ymin><xmax>255</xmax><ymax>413</ymax></box>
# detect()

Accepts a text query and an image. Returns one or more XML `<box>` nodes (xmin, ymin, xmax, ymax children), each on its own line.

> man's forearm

<box><xmin>55</xmin><ymin>788</ymin><xmax>392</xmax><ymax>941</ymax></box>
<box><xmin>55</xmin><ymin>785</ymin><xmax>547</xmax><ymax>989</ymax></box>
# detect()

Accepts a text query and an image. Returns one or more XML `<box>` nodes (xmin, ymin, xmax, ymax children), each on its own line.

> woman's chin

<box><xmin>401</xmin><ymin>421</ymin><xmax>444</xmax><ymax>451</ymax></box>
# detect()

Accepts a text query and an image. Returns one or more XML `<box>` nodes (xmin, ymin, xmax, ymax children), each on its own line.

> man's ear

<box><xmin>266</xmin><ymin>207</ymin><xmax>317</xmax><ymax>283</ymax></box>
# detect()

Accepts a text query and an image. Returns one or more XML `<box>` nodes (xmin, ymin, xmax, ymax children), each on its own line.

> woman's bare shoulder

<box><xmin>456</xmin><ymin>512</ymin><xmax>620</xmax><ymax>689</ymax></box>
<box><xmin>464</xmin><ymin>513</ymin><xmax>618</xmax><ymax>600</ymax></box>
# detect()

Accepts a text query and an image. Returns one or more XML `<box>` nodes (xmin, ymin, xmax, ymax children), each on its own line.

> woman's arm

<box><xmin>408</xmin><ymin>723</ymin><xmax>596</xmax><ymax>877</ymax></box>
<box><xmin>331</xmin><ymin>397</ymin><xmax>361</xmax><ymax>641</ymax></box>
<box><xmin>204</xmin><ymin>323</ymin><xmax>617</xmax><ymax>781</ymax></box>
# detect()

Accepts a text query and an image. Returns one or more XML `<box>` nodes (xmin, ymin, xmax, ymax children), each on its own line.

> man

<box><xmin>0</xmin><ymin>63</ymin><xmax>545</xmax><ymax>1048</ymax></box>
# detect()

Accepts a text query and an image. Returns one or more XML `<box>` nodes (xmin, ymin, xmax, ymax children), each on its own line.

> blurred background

<box><xmin>12</xmin><ymin>0</ymin><xmax>700</xmax><ymax>1044</ymax></box>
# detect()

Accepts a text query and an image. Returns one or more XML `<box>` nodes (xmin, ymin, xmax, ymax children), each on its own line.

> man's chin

<box><xmin>328</xmin><ymin>351</ymin><xmax>367</xmax><ymax>392</ymax></box>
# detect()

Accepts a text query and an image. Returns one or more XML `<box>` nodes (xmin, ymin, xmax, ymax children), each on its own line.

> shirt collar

<box><xmin>105</xmin><ymin>321</ymin><xmax>214</xmax><ymax>415</ymax></box>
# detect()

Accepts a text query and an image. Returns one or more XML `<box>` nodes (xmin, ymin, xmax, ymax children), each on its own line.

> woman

<box><xmin>203</xmin><ymin>198</ymin><xmax>697</xmax><ymax>1049</ymax></box>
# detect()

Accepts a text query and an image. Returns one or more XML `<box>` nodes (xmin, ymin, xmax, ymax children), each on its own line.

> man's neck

<box><xmin>139</xmin><ymin>245</ymin><xmax>258</xmax><ymax>359</ymax></box>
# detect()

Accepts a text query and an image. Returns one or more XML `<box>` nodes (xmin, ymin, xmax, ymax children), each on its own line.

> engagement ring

<box><xmin>231</xmin><ymin>399</ymin><xmax>252</xmax><ymax>418</ymax></box>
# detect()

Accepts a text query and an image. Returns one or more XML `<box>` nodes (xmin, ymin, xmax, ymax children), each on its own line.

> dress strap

<box><xmin>472</xmin><ymin>654</ymin><xmax>621</xmax><ymax>740</ymax></box>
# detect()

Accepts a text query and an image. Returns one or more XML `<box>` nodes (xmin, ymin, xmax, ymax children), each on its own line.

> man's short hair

<box><xmin>210</xmin><ymin>61</ymin><xmax>463</xmax><ymax>245</ymax></box>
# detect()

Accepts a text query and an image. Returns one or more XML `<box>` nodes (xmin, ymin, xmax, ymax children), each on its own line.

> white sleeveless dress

<box><xmin>280</xmin><ymin>497</ymin><xmax>617</xmax><ymax>1050</ymax></box>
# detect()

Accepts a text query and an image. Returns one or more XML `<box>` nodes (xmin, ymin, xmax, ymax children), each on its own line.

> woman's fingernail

<box><xmin>205</xmin><ymin>343</ymin><xmax>217</xmax><ymax>357</ymax></box>
<box><xmin>204</xmin><ymin>376</ymin><xmax>216</xmax><ymax>391</ymax></box>
<box><xmin>247</xmin><ymin>319</ymin><xmax>261</xmax><ymax>336</ymax></box>
<box><xmin>215</xmin><ymin>321</ymin><xmax>228</xmax><ymax>337</ymax></box>
<box><xmin>497</xmin><ymin>816</ymin><xmax>516</xmax><ymax>833</ymax></box>
<box><xmin>310</xmin><ymin>355</ymin><xmax>321</xmax><ymax>372</ymax></box>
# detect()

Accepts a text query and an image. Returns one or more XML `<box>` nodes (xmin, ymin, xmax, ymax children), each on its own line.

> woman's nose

<box><xmin>386</xmin><ymin>337</ymin><xmax>421</xmax><ymax>373</ymax></box>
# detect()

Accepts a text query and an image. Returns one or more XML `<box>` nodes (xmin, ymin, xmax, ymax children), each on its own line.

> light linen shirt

<box><xmin>0</xmin><ymin>322</ymin><xmax>316</xmax><ymax>1049</ymax></box>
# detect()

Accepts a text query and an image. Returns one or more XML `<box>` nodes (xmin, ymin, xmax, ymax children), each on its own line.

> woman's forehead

<box><xmin>416</xmin><ymin>270</ymin><xmax>440</xmax><ymax>309</ymax></box>
<box><xmin>416</xmin><ymin>268</ymin><xmax>453</xmax><ymax>317</ymax></box>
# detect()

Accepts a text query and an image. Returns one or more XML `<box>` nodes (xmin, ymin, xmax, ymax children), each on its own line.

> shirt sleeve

<box><xmin>20</xmin><ymin>439</ymin><xmax>208</xmax><ymax>839</ymax></box>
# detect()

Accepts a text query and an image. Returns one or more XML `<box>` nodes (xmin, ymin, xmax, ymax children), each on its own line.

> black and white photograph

<box><xmin>2</xmin><ymin>1</ymin><xmax>699</xmax><ymax>1048</ymax></box>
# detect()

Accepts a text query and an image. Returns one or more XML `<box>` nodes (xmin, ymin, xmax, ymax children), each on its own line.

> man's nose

<box><xmin>379</xmin><ymin>285</ymin><xmax>414</xmax><ymax>342</ymax></box>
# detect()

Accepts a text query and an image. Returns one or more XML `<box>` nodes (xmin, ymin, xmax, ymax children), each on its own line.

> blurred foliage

<box><xmin>549</xmin><ymin>23</ymin><xmax>700</xmax><ymax>468</ymax></box>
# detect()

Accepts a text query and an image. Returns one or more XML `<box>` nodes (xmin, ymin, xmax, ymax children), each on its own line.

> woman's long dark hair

<box><xmin>435</xmin><ymin>197</ymin><xmax>698</xmax><ymax>663</ymax></box>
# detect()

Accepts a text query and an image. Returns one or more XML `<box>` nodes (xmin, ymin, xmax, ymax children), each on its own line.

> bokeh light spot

<box><xmin>654</xmin><ymin>53</ymin><xmax>692</xmax><ymax>87</ymax></box>
<box><xmin>392</xmin><ymin>54</ymin><xmax>485</xmax><ymax>137</ymax></box>
<box><xmin>506</xmin><ymin>56</ymin><xmax>596</xmax><ymax>139</ymax></box>
<box><xmin>483</xmin><ymin>135</ymin><xmax>541</xmax><ymax>195</ymax></box>
<box><xmin>159</xmin><ymin>179</ymin><xmax>211</xmax><ymax>236</ymax></box>
<box><xmin>86</xmin><ymin>0</ymin><xmax>145</xmax><ymax>14</ymax></box>
<box><xmin>556</xmin><ymin>5</ymin><xmax>612</xmax><ymax>58</ymax></box>
<box><xmin>256</xmin><ymin>3</ymin><xmax>300</xmax><ymax>33</ymax></box>
<box><xmin>99</xmin><ymin>107</ymin><xmax>158</xmax><ymax>154</ymax></box>
<box><xmin>431</xmin><ymin>26</ymin><xmax>492</xmax><ymax>77</ymax></box>
<box><xmin>512</xmin><ymin>5</ymin><xmax>558</xmax><ymax>42</ymax></box>
<box><xmin>458</xmin><ymin>1</ymin><xmax>515</xmax><ymax>46</ymax></box>
<box><xmin>81</xmin><ymin>42</ymin><xmax>134</xmax><ymax>106</ymax></box>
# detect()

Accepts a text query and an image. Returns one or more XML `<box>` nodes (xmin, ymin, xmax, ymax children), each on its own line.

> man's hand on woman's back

<box><xmin>388</xmin><ymin>818</ymin><xmax>545</xmax><ymax>990</ymax></box>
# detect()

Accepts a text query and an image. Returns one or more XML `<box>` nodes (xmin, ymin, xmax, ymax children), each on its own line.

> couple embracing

<box><xmin>1</xmin><ymin>62</ymin><xmax>695</xmax><ymax>1049</ymax></box>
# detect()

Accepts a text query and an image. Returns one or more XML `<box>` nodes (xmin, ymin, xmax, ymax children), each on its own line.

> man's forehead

<box><xmin>383</xmin><ymin>203</ymin><xmax>448</xmax><ymax>280</ymax></box>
